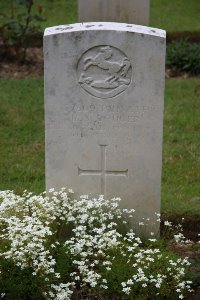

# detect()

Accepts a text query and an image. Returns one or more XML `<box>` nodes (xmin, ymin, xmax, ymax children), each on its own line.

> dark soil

<box><xmin>167</xmin><ymin>31</ymin><xmax>200</xmax><ymax>44</ymax></box>
<box><xmin>0</xmin><ymin>47</ymin><xmax>43</xmax><ymax>78</ymax></box>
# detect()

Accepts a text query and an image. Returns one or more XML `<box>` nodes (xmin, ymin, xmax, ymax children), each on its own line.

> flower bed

<box><xmin>0</xmin><ymin>189</ymin><xmax>197</xmax><ymax>299</ymax></box>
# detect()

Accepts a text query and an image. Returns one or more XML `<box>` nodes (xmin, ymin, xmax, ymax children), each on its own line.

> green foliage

<box><xmin>0</xmin><ymin>0</ymin><xmax>45</xmax><ymax>61</ymax></box>
<box><xmin>0</xmin><ymin>259</ymin><xmax>45</xmax><ymax>299</ymax></box>
<box><xmin>54</xmin><ymin>244</ymin><xmax>74</xmax><ymax>282</ymax></box>
<box><xmin>167</xmin><ymin>40</ymin><xmax>200</xmax><ymax>75</ymax></box>
<box><xmin>188</xmin><ymin>256</ymin><xmax>200</xmax><ymax>287</ymax></box>
<box><xmin>102</xmin><ymin>247</ymin><xmax>185</xmax><ymax>300</ymax></box>
<box><xmin>0</xmin><ymin>0</ymin><xmax>77</xmax><ymax>32</ymax></box>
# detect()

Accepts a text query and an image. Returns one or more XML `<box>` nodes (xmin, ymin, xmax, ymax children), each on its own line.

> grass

<box><xmin>0</xmin><ymin>78</ymin><xmax>44</xmax><ymax>194</ymax></box>
<box><xmin>150</xmin><ymin>0</ymin><xmax>200</xmax><ymax>32</ymax></box>
<box><xmin>162</xmin><ymin>79</ymin><xmax>200</xmax><ymax>215</ymax></box>
<box><xmin>0</xmin><ymin>78</ymin><xmax>200</xmax><ymax>216</ymax></box>
<box><xmin>1</xmin><ymin>0</ymin><xmax>200</xmax><ymax>32</ymax></box>
<box><xmin>35</xmin><ymin>0</ymin><xmax>77</xmax><ymax>28</ymax></box>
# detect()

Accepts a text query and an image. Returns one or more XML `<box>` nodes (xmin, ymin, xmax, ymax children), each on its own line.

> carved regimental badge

<box><xmin>77</xmin><ymin>45</ymin><xmax>132</xmax><ymax>99</ymax></box>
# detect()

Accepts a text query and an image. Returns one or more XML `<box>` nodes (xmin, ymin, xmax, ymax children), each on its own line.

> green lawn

<box><xmin>150</xmin><ymin>0</ymin><xmax>200</xmax><ymax>32</ymax></box>
<box><xmin>0</xmin><ymin>79</ymin><xmax>45</xmax><ymax>194</ymax></box>
<box><xmin>1</xmin><ymin>0</ymin><xmax>200</xmax><ymax>32</ymax></box>
<box><xmin>0</xmin><ymin>78</ymin><xmax>199</xmax><ymax>216</ymax></box>
<box><xmin>162</xmin><ymin>79</ymin><xmax>200</xmax><ymax>215</ymax></box>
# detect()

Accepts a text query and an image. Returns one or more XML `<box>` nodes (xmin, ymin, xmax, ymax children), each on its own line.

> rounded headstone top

<box><xmin>44</xmin><ymin>22</ymin><xmax>166</xmax><ymax>38</ymax></box>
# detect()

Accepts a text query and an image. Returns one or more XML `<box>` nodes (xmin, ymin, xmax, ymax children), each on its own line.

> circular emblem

<box><xmin>77</xmin><ymin>45</ymin><xmax>132</xmax><ymax>99</ymax></box>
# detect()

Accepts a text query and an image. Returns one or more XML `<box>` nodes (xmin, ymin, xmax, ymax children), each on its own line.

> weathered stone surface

<box><xmin>44</xmin><ymin>22</ymin><xmax>166</xmax><ymax>234</ymax></box>
<box><xmin>79</xmin><ymin>0</ymin><xmax>150</xmax><ymax>25</ymax></box>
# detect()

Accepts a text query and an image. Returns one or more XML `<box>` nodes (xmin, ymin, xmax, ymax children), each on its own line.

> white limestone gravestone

<box><xmin>79</xmin><ymin>0</ymin><xmax>150</xmax><ymax>25</ymax></box>
<box><xmin>44</xmin><ymin>22</ymin><xmax>166</xmax><ymax>233</ymax></box>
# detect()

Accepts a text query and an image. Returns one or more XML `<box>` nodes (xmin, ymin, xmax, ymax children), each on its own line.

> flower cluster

<box><xmin>0</xmin><ymin>189</ymin><xmax>195</xmax><ymax>299</ymax></box>
<box><xmin>163</xmin><ymin>218</ymin><xmax>192</xmax><ymax>244</ymax></box>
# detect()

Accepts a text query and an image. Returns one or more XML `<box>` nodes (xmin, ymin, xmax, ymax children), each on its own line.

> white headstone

<box><xmin>79</xmin><ymin>0</ymin><xmax>150</xmax><ymax>25</ymax></box>
<box><xmin>44</xmin><ymin>22</ymin><xmax>166</xmax><ymax>234</ymax></box>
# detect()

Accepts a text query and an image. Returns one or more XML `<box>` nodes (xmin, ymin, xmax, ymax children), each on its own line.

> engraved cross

<box><xmin>78</xmin><ymin>145</ymin><xmax>128</xmax><ymax>195</ymax></box>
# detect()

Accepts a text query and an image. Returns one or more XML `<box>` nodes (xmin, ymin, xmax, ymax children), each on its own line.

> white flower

<box><xmin>148</xmin><ymin>238</ymin><xmax>156</xmax><ymax>242</ymax></box>
<box><xmin>164</xmin><ymin>220</ymin><xmax>172</xmax><ymax>227</ymax></box>
<box><xmin>122</xmin><ymin>287</ymin><xmax>131</xmax><ymax>294</ymax></box>
<box><xmin>127</xmin><ymin>279</ymin><xmax>133</xmax><ymax>285</ymax></box>
<box><xmin>121</xmin><ymin>282</ymin><xmax>126</xmax><ymax>287</ymax></box>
